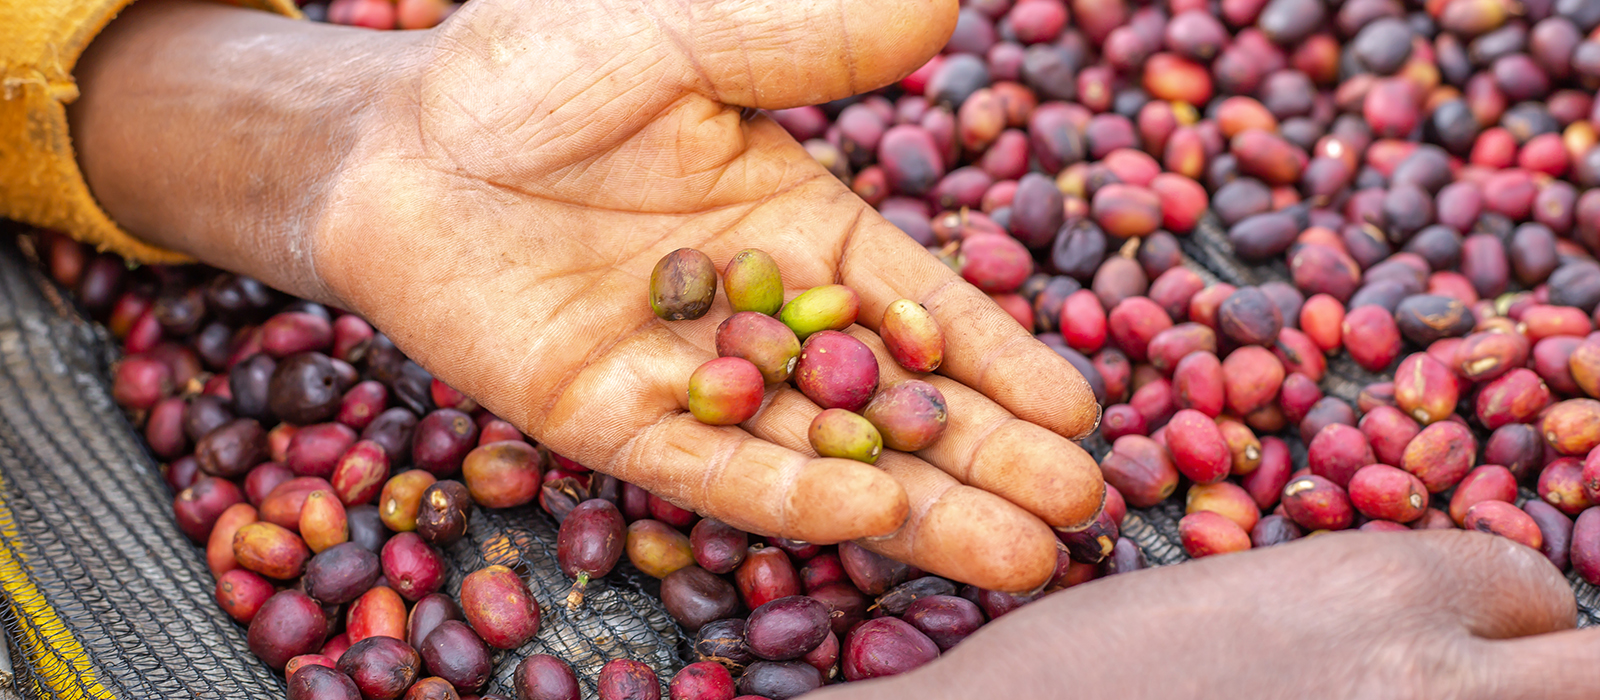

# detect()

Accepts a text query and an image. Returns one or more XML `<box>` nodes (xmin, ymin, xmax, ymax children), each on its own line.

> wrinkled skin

<box><xmin>71</xmin><ymin>0</ymin><xmax>1102</xmax><ymax>589</ymax></box>
<box><xmin>820</xmin><ymin>531</ymin><xmax>1600</xmax><ymax>700</ymax></box>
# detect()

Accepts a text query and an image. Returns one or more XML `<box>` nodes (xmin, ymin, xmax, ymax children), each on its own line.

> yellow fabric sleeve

<box><xmin>0</xmin><ymin>0</ymin><xmax>302</xmax><ymax>264</ymax></box>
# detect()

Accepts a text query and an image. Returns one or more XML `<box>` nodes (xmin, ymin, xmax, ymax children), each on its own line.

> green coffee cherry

<box><xmin>779</xmin><ymin>285</ymin><xmax>860</xmax><ymax>340</ymax></box>
<box><xmin>808</xmin><ymin>409</ymin><xmax>883</xmax><ymax>464</ymax></box>
<box><xmin>723</xmin><ymin>249</ymin><xmax>784</xmax><ymax>316</ymax></box>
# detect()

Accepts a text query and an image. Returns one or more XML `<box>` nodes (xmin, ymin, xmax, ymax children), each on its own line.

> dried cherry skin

<box><xmin>415</xmin><ymin>479</ymin><xmax>474</xmax><ymax>546</ymax></box>
<box><xmin>269</xmin><ymin>352</ymin><xmax>349</xmax><ymax>426</ymax></box>
<box><xmin>693</xmin><ymin>618</ymin><xmax>755</xmax><ymax>672</ymax></box>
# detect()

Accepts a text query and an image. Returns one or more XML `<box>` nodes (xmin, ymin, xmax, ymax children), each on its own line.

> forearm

<box><xmin>67</xmin><ymin>0</ymin><xmax>420</xmax><ymax>302</ymax></box>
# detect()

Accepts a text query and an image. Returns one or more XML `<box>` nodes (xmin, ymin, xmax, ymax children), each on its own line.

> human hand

<box><xmin>835</xmin><ymin>531</ymin><xmax>1600</xmax><ymax>699</ymax></box>
<box><xmin>70</xmin><ymin>0</ymin><xmax>1103</xmax><ymax>591</ymax></box>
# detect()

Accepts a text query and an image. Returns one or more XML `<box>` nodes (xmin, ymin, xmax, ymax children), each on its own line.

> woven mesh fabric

<box><xmin>0</xmin><ymin>233</ymin><xmax>683</xmax><ymax>699</ymax></box>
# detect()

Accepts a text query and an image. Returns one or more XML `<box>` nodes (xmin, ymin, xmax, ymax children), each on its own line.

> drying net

<box><xmin>0</xmin><ymin>232</ymin><xmax>682</xmax><ymax>699</ymax></box>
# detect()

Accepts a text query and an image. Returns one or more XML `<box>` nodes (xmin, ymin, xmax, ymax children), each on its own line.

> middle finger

<box><xmin>746</xmin><ymin>386</ymin><xmax>1061</xmax><ymax>592</ymax></box>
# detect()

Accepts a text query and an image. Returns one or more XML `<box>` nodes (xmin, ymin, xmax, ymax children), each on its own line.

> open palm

<box><xmin>313</xmin><ymin>0</ymin><xmax>1103</xmax><ymax>591</ymax></box>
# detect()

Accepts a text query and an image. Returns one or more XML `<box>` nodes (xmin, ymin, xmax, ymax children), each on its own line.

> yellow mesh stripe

<box><xmin>0</xmin><ymin>479</ymin><xmax>113</xmax><ymax>699</ymax></box>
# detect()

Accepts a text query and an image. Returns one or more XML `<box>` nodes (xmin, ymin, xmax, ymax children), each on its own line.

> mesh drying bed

<box><xmin>0</xmin><ymin>232</ymin><xmax>681</xmax><ymax>699</ymax></box>
<box><xmin>0</xmin><ymin>215</ymin><xmax>1597</xmax><ymax>700</ymax></box>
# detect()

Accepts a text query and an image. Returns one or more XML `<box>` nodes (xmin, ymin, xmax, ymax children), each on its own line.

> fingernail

<box><xmin>1070</xmin><ymin>403</ymin><xmax>1103</xmax><ymax>443</ymax></box>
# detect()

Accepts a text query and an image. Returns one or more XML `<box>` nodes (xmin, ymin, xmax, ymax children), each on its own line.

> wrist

<box><xmin>68</xmin><ymin>0</ymin><xmax>425</xmax><ymax>304</ymax></box>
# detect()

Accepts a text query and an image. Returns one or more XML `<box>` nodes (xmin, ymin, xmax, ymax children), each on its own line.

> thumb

<box><xmin>1475</xmin><ymin>625</ymin><xmax>1600</xmax><ymax>699</ymax></box>
<box><xmin>662</xmin><ymin>0</ymin><xmax>958</xmax><ymax>109</ymax></box>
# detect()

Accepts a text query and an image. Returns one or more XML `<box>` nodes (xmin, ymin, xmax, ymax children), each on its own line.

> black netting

<box><xmin>0</xmin><ymin>231</ymin><xmax>686</xmax><ymax>699</ymax></box>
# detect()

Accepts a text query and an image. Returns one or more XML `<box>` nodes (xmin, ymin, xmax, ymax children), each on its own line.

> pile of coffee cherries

<box><xmin>64</xmin><ymin>246</ymin><xmax>548</xmax><ymax>698</ymax></box>
<box><xmin>27</xmin><ymin>222</ymin><xmax>1112</xmax><ymax>699</ymax></box>
<box><xmin>771</xmin><ymin>0</ymin><xmax>1600</xmax><ymax>574</ymax></box>
<box><xmin>649</xmin><ymin>247</ymin><xmax>949</xmax><ymax>460</ymax></box>
<box><xmin>32</xmin><ymin>226</ymin><xmax>1090</xmax><ymax>699</ymax></box>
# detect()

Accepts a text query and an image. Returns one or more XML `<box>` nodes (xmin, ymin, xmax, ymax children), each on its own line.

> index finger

<box><xmin>1475</xmin><ymin>627</ymin><xmax>1600</xmax><ymax>700</ymax></box>
<box><xmin>838</xmin><ymin>209</ymin><xmax>1102</xmax><ymax>440</ymax></box>
<box><xmin>1424</xmin><ymin>531</ymin><xmax>1576</xmax><ymax>640</ymax></box>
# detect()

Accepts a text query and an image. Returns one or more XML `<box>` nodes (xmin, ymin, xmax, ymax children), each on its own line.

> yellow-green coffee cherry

<box><xmin>779</xmin><ymin>285</ymin><xmax>860</xmax><ymax>341</ymax></box>
<box><xmin>808</xmin><ymin>409</ymin><xmax>883</xmax><ymax>464</ymax></box>
<box><xmin>723</xmin><ymin>249</ymin><xmax>784</xmax><ymax>316</ymax></box>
